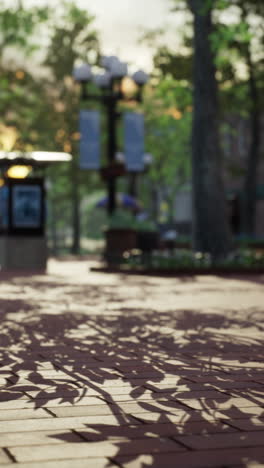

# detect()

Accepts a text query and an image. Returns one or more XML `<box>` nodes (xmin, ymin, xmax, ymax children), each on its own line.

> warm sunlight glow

<box><xmin>166</xmin><ymin>107</ymin><xmax>183</xmax><ymax>120</ymax></box>
<box><xmin>63</xmin><ymin>142</ymin><xmax>72</xmax><ymax>153</ymax></box>
<box><xmin>0</xmin><ymin>125</ymin><xmax>19</xmax><ymax>151</ymax></box>
<box><xmin>15</xmin><ymin>70</ymin><xmax>25</xmax><ymax>80</ymax></box>
<box><xmin>0</xmin><ymin>178</ymin><xmax>4</xmax><ymax>188</ymax></box>
<box><xmin>6</xmin><ymin>165</ymin><xmax>32</xmax><ymax>179</ymax></box>
<box><xmin>71</xmin><ymin>132</ymin><xmax>80</xmax><ymax>141</ymax></box>
<box><xmin>56</xmin><ymin>129</ymin><xmax>66</xmax><ymax>142</ymax></box>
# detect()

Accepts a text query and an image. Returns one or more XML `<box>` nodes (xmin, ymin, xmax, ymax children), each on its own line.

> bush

<box><xmin>105</xmin><ymin>210</ymin><xmax>137</xmax><ymax>230</ymax></box>
<box><xmin>122</xmin><ymin>248</ymin><xmax>264</xmax><ymax>271</ymax></box>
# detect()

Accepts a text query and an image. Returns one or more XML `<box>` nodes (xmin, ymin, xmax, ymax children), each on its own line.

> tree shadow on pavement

<box><xmin>0</xmin><ymin>273</ymin><xmax>264</xmax><ymax>467</ymax></box>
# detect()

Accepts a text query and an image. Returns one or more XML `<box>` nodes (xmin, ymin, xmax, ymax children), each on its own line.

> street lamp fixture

<box><xmin>131</xmin><ymin>70</ymin><xmax>149</xmax><ymax>86</ymax></box>
<box><xmin>73</xmin><ymin>56</ymin><xmax>149</xmax><ymax>215</ymax></box>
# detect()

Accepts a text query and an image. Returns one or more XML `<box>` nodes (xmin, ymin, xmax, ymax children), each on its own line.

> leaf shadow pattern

<box><xmin>0</xmin><ymin>273</ymin><xmax>264</xmax><ymax>467</ymax></box>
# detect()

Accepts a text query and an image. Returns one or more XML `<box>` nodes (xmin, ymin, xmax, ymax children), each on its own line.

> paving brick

<box><xmin>0</xmin><ymin>377</ymin><xmax>12</xmax><ymax>385</ymax></box>
<box><xmin>13</xmin><ymin>370</ymin><xmax>69</xmax><ymax>378</ymax></box>
<box><xmin>111</xmin><ymin>400</ymin><xmax>186</xmax><ymax>414</ymax></box>
<box><xmin>5</xmin><ymin>377</ymin><xmax>77</xmax><ymax>389</ymax></box>
<box><xmin>82</xmin><ymin>385</ymin><xmax>148</xmax><ymax>396</ymax></box>
<box><xmin>114</xmin><ymin>447</ymin><xmax>264</xmax><ymax>467</ymax></box>
<box><xmin>210</xmin><ymin>381</ymin><xmax>263</xmax><ymax>390</ymax></box>
<box><xmin>145</xmin><ymin>382</ymin><xmax>216</xmax><ymax>392</ymax></box>
<box><xmin>229</xmin><ymin>464</ymin><xmax>264</xmax><ymax>468</ymax></box>
<box><xmin>118</xmin><ymin>372</ymin><xmax>171</xmax><ymax>379</ymax></box>
<box><xmin>95</xmin><ymin>356</ymin><xmax>137</xmax><ymax>364</ymax></box>
<box><xmin>125</xmin><ymin>377</ymin><xmax>192</xmax><ymax>386</ymax></box>
<box><xmin>226</xmin><ymin>372</ymin><xmax>264</xmax><ymax>379</ymax></box>
<box><xmin>0</xmin><ymin>391</ymin><xmax>29</xmax><ymax>401</ymax></box>
<box><xmin>76</xmin><ymin>420</ymin><xmax>236</xmax><ymax>442</ymax></box>
<box><xmin>212</xmin><ymin>407</ymin><xmax>264</xmax><ymax>419</ymax></box>
<box><xmin>225</xmin><ymin>418</ymin><xmax>264</xmax><ymax>431</ymax></box>
<box><xmin>189</xmin><ymin>359</ymin><xmax>264</xmax><ymax>370</ymax></box>
<box><xmin>178</xmin><ymin>397</ymin><xmax>264</xmax><ymax>411</ymax></box>
<box><xmin>11</xmin><ymin>458</ymin><xmax>116</xmax><ymax>468</ymax></box>
<box><xmin>1</xmin><ymin>360</ymin><xmax>54</xmax><ymax>372</ymax></box>
<box><xmin>44</xmin><ymin>363</ymin><xmax>108</xmax><ymax>371</ymax></box>
<box><xmin>0</xmin><ymin>399</ymin><xmax>36</xmax><ymax>410</ymax></box>
<box><xmin>101</xmin><ymin>390</ymin><xmax>159</xmax><ymax>402</ymax></box>
<box><xmin>9</xmin><ymin>438</ymin><xmax>183</xmax><ymax>463</ymax></box>
<box><xmin>24</xmin><ymin>388</ymin><xmax>86</xmax><ymax>399</ymax></box>
<box><xmin>0</xmin><ymin>414</ymin><xmax>139</xmax><ymax>433</ymax></box>
<box><xmin>173</xmin><ymin>389</ymin><xmax>229</xmax><ymax>399</ymax></box>
<box><xmin>132</xmin><ymin>410</ymin><xmax>203</xmax><ymax>424</ymax></box>
<box><xmin>0</xmin><ymin>364</ymin><xmax>16</xmax><ymax>372</ymax></box>
<box><xmin>50</xmin><ymin>404</ymin><xmax>116</xmax><ymax>418</ymax></box>
<box><xmin>0</xmin><ymin>372</ymin><xmax>14</xmax><ymax>378</ymax></box>
<box><xmin>167</xmin><ymin>370</ymin><xmax>230</xmax><ymax>378</ymax></box>
<box><xmin>0</xmin><ymin>407</ymin><xmax>51</xmax><ymax>420</ymax></box>
<box><xmin>174</xmin><ymin>431</ymin><xmax>264</xmax><ymax>450</ymax></box>
<box><xmin>113</xmin><ymin>364</ymin><xmax>156</xmax><ymax>372</ymax></box>
<box><xmin>0</xmin><ymin>430</ymin><xmax>83</xmax><ymax>447</ymax></box>
<box><xmin>224</xmin><ymin>390</ymin><xmax>264</xmax><ymax>404</ymax></box>
<box><xmin>79</xmin><ymin>379</ymin><xmax>131</xmax><ymax>387</ymax></box>
<box><xmin>33</xmin><ymin>396</ymin><xmax>104</xmax><ymax>408</ymax></box>
<box><xmin>49</xmin><ymin>399</ymin><xmax>187</xmax><ymax>418</ymax></box>
<box><xmin>39</xmin><ymin>350</ymin><xmax>87</xmax><ymax>358</ymax></box>
<box><xmin>107</xmin><ymin>359</ymin><xmax>154</xmax><ymax>367</ymax></box>
<box><xmin>133</xmin><ymin>405</ymin><xmax>264</xmax><ymax>424</ymax></box>
<box><xmin>187</xmin><ymin>375</ymin><xmax>260</xmax><ymax>383</ymax></box>
<box><xmin>0</xmin><ymin>449</ymin><xmax>11</xmax><ymax>465</ymax></box>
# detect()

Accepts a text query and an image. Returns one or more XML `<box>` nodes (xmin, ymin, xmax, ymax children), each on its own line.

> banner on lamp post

<box><xmin>79</xmin><ymin>110</ymin><xmax>101</xmax><ymax>170</ymax></box>
<box><xmin>124</xmin><ymin>112</ymin><xmax>144</xmax><ymax>171</ymax></box>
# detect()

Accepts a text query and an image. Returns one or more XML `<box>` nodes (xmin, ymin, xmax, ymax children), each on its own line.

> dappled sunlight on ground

<box><xmin>0</xmin><ymin>260</ymin><xmax>264</xmax><ymax>467</ymax></box>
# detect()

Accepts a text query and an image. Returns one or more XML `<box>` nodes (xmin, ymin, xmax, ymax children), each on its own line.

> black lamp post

<box><xmin>73</xmin><ymin>56</ymin><xmax>149</xmax><ymax>216</ymax></box>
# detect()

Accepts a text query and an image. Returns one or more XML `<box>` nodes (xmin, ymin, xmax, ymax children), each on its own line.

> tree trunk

<box><xmin>49</xmin><ymin>199</ymin><xmax>59</xmax><ymax>256</ymax></box>
<box><xmin>71</xmin><ymin>159</ymin><xmax>80</xmax><ymax>255</ymax></box>
<box><xmin>128</xmin><ymin>172</ymin><xmax>138</xmax><ymax>198</ymax></box>
<box><xmin>151</xmin><ymin>185</ymin><xmax>159</xmax><ymax>223</ymax></box>
<box><xmin>189</xmin><ymin>0</ymin><xmax>232</xmax><ymax>258</ymax></box>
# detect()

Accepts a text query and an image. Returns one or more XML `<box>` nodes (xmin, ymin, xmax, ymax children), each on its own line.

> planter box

<box><xmin>104</xmin><ymin>228</ymin><xmax>137</xmax><ymax>264</ymax></box>
<box><xmin>91</xmin><ymin>265</ymin><xmax>264</xmax><ymax>277</ymax></box>
<box><xmin>137</xmin><ymin>231</ymin><xmax>159</xmax><ymax>252</ymax></box>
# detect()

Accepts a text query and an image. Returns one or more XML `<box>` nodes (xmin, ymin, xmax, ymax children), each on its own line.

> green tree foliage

<box><xmin>0</xmin><ymin>2</ymin><xmax>51</xmax><ymax>152</ymax></box>
<box><xmin>139</xmin><ymin>24</ymin><xmax>193</xmax><ymax>223</ymax></box>
<box><xmin>143</xmin><ymin>78</ymin><xmax>192</xmax><ymax>221</ymax></box>
<box><xmin>153</xmin><ymin>47</ymin><xmax>193</xmax><ymax>82</ymax></box>
<box><xmin>44</xmin><ymin>2</ymin><xmax>99</xmax><ymax>81</ymax></box>
<box><xmin>0</xmin><ymin>0</ymin><xmax>49</xmax><ymax>58</ymax></box>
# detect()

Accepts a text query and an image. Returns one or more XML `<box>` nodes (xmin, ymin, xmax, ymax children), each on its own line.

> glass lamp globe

<box><xmin>100</xmin><ymin>55</ymin><xmax>119</xmax><ymax>70</ymax></box>
<box><xmin>132</xmin><ymin>70</ymin><xmax>149</xmax><ymax>86</ymax></box>
<box><xmin>73</xmin><ymin>64</ymin><xmax>92</xmax><ymax>82</ymax></box>
<box><xmin>110</xmin><ymin>61</ymin><xmax>128</xmax><ymax>79</ymax></box>
<box><xmin>93</xmin><ymin>72</ymin><xmax>112</xmax><ymax>88</ymax></box>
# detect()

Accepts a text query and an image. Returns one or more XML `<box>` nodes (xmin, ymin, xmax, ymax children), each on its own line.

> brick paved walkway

<box><xmin>0</xmin><ymin>259</ymin><xmax>264</xmax><ymax>468</ymax></box>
